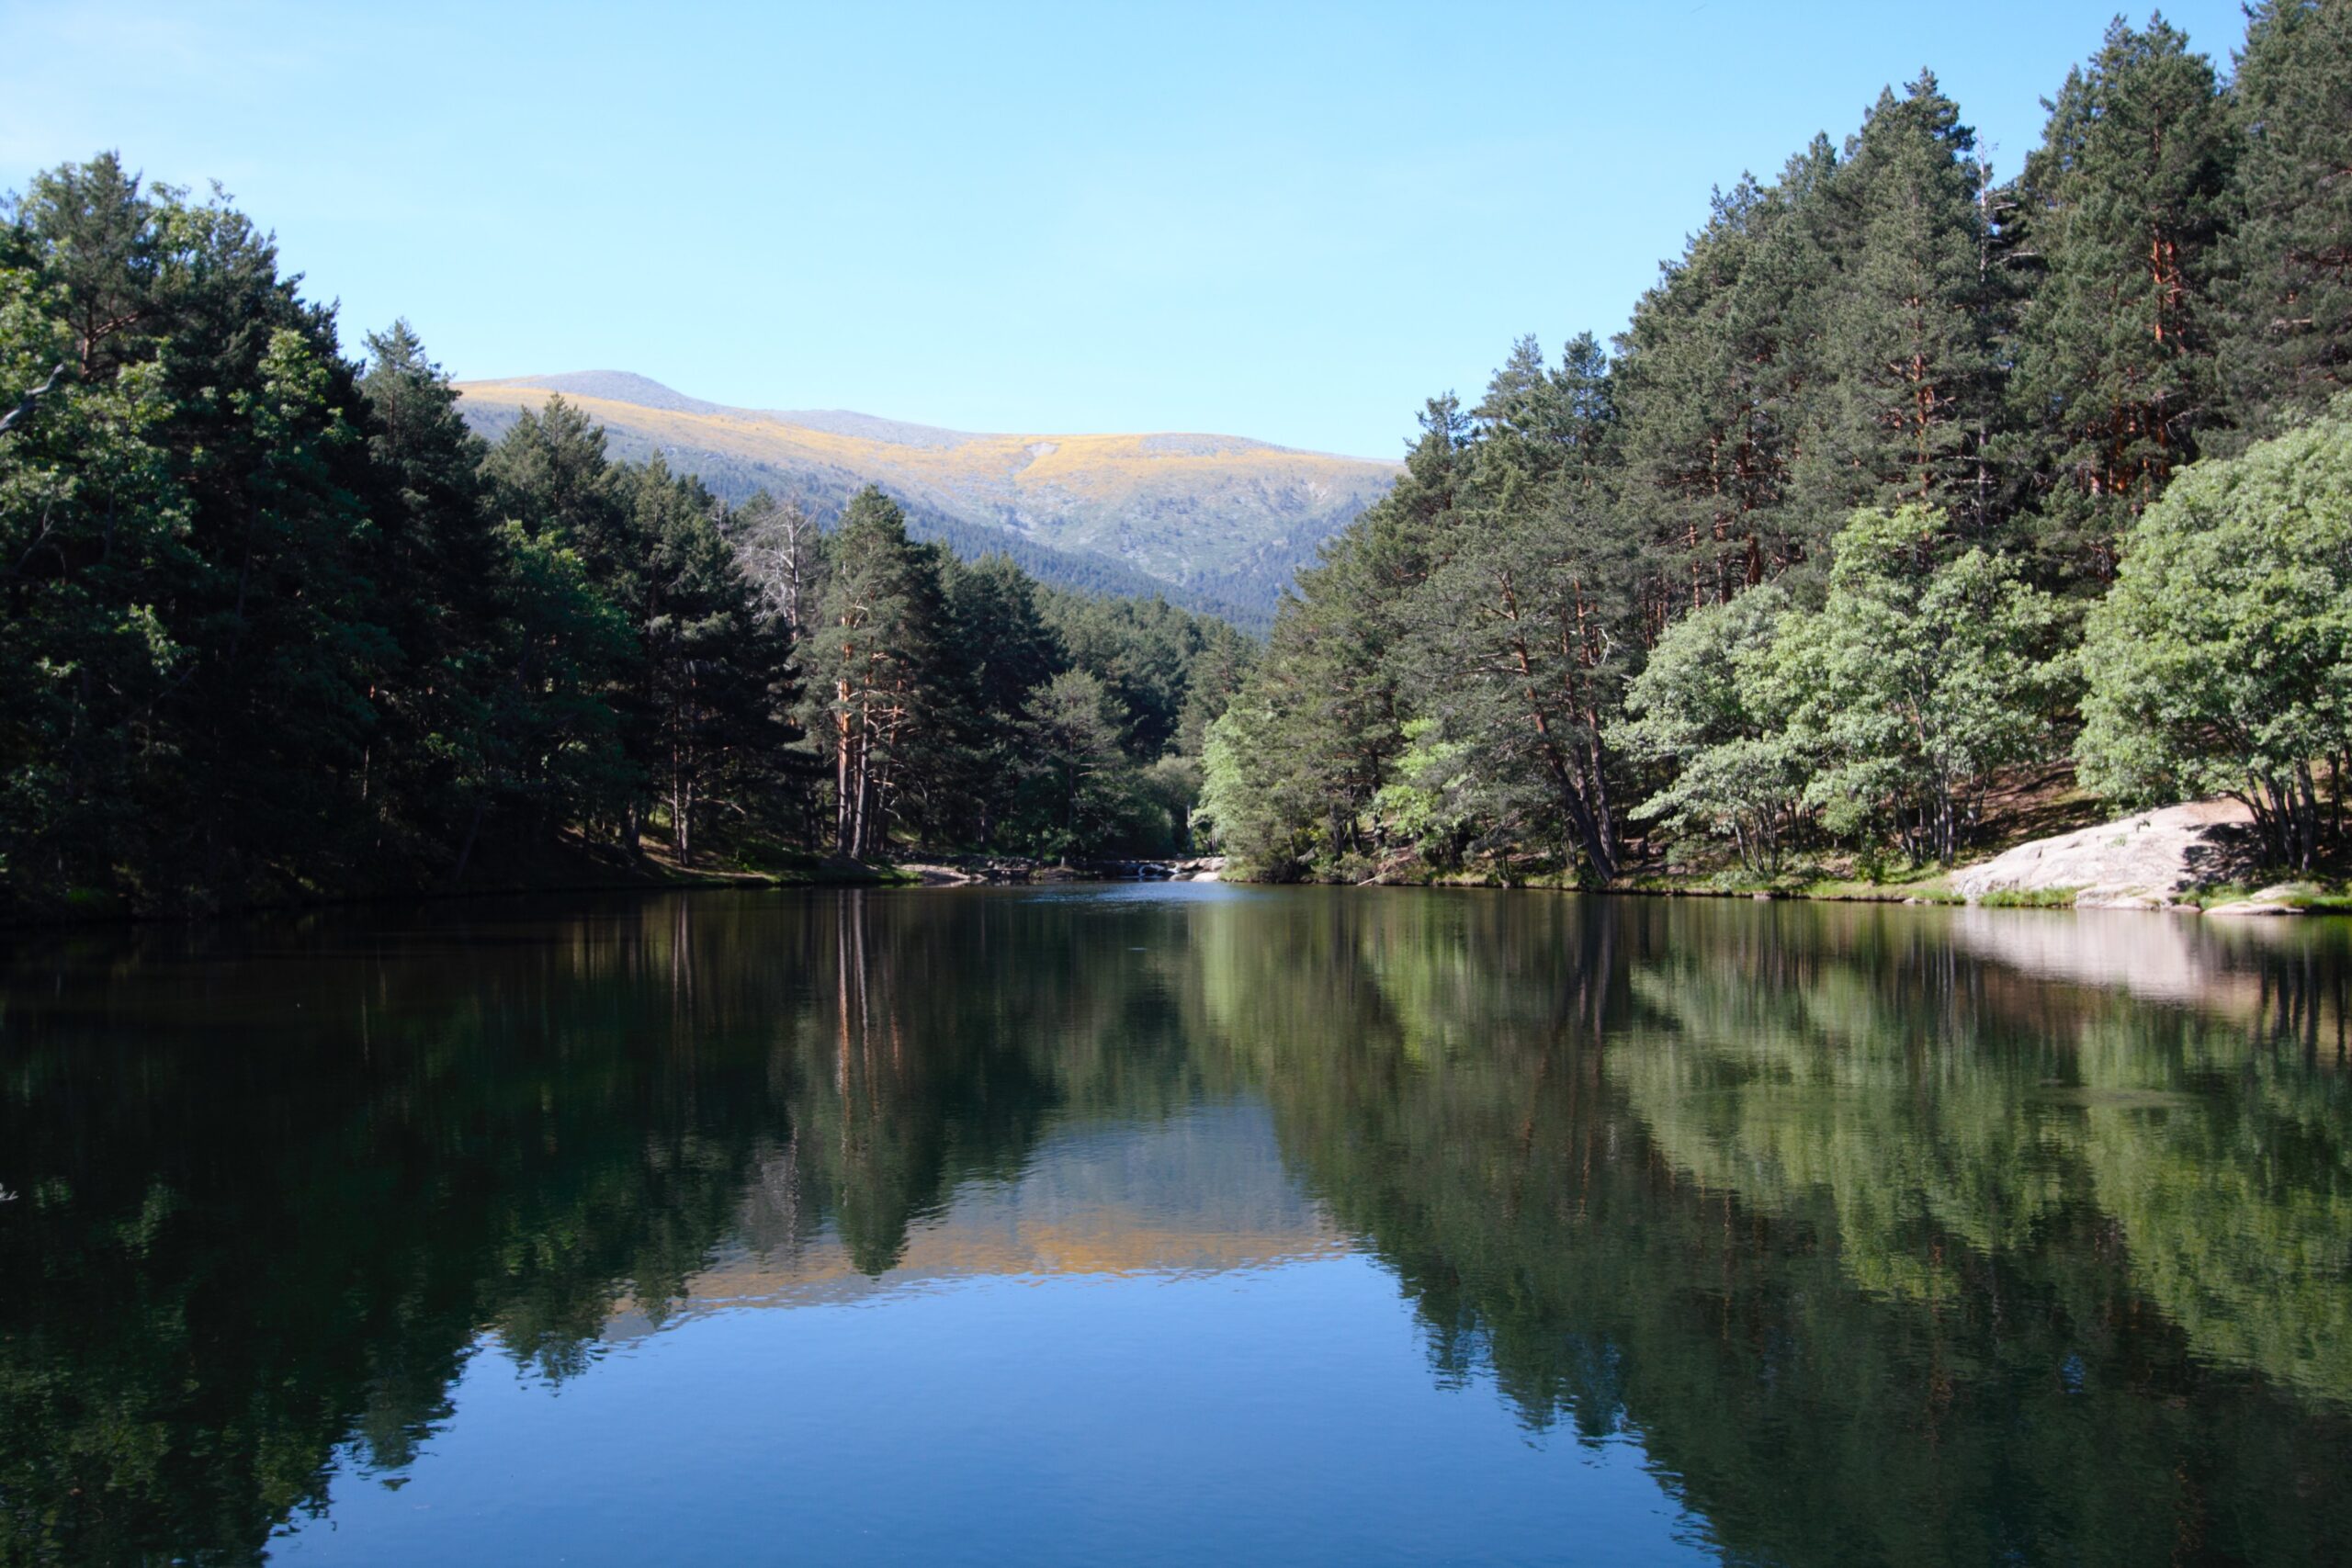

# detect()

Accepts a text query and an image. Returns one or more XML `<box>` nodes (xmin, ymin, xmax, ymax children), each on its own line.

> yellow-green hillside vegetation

<box><xmin>456</xmin><ymin>371</ymin><xmax>1397</xmax><ymax>621</ymax></box>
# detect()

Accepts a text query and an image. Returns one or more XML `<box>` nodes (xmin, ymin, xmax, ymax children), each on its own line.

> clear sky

<box><xmin>1</xmin><ymin>1</ymin><xmax>2252</xmax><ymax>457</ymax></box>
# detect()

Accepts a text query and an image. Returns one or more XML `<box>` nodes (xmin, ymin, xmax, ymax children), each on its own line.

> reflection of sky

<box><xmin>277</xmin><ymin>1096</ymin><xmax>1714</xmax><ymax>1566</ymax></box>
<box><xmin>605</xmin><ymin>1103</ymin><xmax>1351</xmax><ymax>1333</ymax></box>
<box><xmin>280</xmin><ymin>1261</ymin><xmax>1713</xmax><ymax>1567</ymax></box>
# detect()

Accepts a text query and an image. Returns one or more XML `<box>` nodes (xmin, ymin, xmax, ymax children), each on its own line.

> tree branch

<box><xmin>0</xmin><ymin>364</ymin><xmax>66</xmax><ymax>437</ymax></box>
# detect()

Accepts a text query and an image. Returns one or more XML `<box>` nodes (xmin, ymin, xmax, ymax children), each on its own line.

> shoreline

<box><xmin>1213</xmin><ymin>869</ymin><xmax>2351</xmax><ymax>918</ymax></box>
<box><xmin>0</xmin><ymin>853</ymin><xmax>1230</xmax><ymax>931</ymax></box>
<box><xmin>0</xmin><ymin>860</ymin><xmax>907</xmax><ymax>933</ymax></box>
<box><xmin>12</xmin><ymin>852</ymin><xmax>2343</xmax><ymax>931</ymax></box>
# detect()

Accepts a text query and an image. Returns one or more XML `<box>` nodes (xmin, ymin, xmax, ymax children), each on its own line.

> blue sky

<box><xmin>2</xmin><ymin>1</ymin><xmax>2251</xmax><ymax>457</ymax></box>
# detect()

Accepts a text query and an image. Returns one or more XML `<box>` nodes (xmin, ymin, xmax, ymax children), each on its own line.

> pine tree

<box><xmin>803</xmin><ymin>488</ymin><xmax>947</xmax><ymax>859</ymax></box>
<box><xmin>8</xmin><ymin>156</ymin><xmax>389</xmax><ymax>907</ymax></box>
<box><xmin>1615</xmin><ymin>137</ymin><xmax>1854</xmax><ymax>615</ymax></box>
<box><xmin>1405</xmin><ymin>344</ymin><xmax>1643</xmax><ymax>886</ymax></box>
<box><xmin>1804</xmin><ymin>77</ymin><xmax>2004</xmax><ymax>544</ymax></box>
<box><xmin>628</xmin><ymin>459</ymin><xmax>791</xmax><ymax>867</ymax></box>
<box><xmin>355</xmin><ymin>321</ymin><xmax>503</xmax><ymax>860</ymax></box>
<box><xmin>0</xmin><ymin>241</ymin><xmax>191</xmax><ymax>903</ymax></box>
<box><xmin>1616</xmin><ymin>178</ymin><xmax>1792</xmax><ymax>614</ymax></box>
<box><xmin>2008</xmin><ymin>18</ymin><xmax>2233</xmax><ymax>575</ymax></box>
<box><xmin>481</xmin><ymin>395</ymin><xmax>630</xmax><ymax>576</ymax></box>
<box><xmin>942</xmin><ymin>554</ymin><xmax>1065</xmax><ymax>845</ymax></box>
<box><xmin>481</xmin><ymin>402</ymin><xmax>650</xmax><ymax>847</ymax></box>
<box><xmin>1015</xmin><ymin>670</ymin><xmax>1133</xmax><ymax>860</ymax></box>
<box><xmin>2217</xmin><ymin>0</ymin><xmax>2352</xmax><ymax>441</ymax></box>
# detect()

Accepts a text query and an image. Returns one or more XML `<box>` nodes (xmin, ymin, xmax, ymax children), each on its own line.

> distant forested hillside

<box><xmin>456</xmin><ymin>374</ymin><xmax>1397</xmax><ymax>628</ymax></box>
<box><xmin>1204</xmin><ymin>3</ymin><xmax>2352</xmax><ymax>888</ymax></box>
<box><xmin>0</xmin><ymin>162</ymin><xmax>1250</xmax><ymax>917</ymax></box>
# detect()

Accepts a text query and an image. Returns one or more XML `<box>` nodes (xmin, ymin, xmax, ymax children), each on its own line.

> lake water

<box><xmin>4</xmin><ymin>885</ymin><xmax>2349</xmax><ymax>1565</ymax></box>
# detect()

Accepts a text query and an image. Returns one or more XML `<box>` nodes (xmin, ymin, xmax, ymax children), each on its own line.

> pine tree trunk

<box><xmin>834</xmin><ymin>681</ymin><xmax>855</xmax><ymax>858</ymax></box>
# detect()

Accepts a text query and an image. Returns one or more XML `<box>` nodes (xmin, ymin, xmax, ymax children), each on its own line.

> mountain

<box><xmin>453</xmin><ymin>372</ymin><xmax>1399</xmax><ymax>627</ymax></box>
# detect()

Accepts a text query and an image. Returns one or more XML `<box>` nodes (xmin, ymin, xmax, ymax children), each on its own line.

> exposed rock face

<box><xmin>2205</xmin><ymin>885</ymin><xmax>2309</xmax><ymax>917</ymax></box>
<box><xmin>1951</xmin><ymin>800</ymin><xmax>2257</xmax><ymax>908</ymax></box>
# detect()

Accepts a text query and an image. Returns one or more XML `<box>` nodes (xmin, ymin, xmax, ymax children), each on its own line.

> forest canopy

<box><xmin>6</xmin><ymin>5</ymin><xmax>2352</xmax><ymax>913</ymax></box>
<box><xmin>0</xmin><ymin>159</ymin><xmax>1248</xmax><ymax>916</ymax></box>
<box><xmin>1201</xmin><ymin>3</ymin><xmax>2352</xmax><ymax>886</ymax></box>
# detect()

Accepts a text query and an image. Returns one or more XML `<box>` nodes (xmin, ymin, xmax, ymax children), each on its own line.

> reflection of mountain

<box><xmin>607</xmin><ymin>1104</ymin><xmax>1344</xmax><ymax>1335</ymax></box>
<box><xmin>5</xmin><ymin>892</ymin><xmax>2351</xmax><ymax>1565</ymax></box>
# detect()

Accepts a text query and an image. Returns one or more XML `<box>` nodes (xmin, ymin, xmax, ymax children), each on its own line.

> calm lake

<box><xmin>4</xmin><ymin>885</ymin><xmax>2349</xmax><ymax>1565</ymax></box>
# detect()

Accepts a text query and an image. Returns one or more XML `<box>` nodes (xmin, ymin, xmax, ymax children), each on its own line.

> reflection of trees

<box><xmin>2</xmin><ymin>898</ymin><xmax>794</xmax><ymax>1564</ymax></box>
<box><xmin>1190</xmin><ymin>895</ymin><xmax>2352</xmax><ymax>1567</ymax></box>
<box><xmin>2076</xmin><ymin>1012</ymin><xmax>2352</xmax><ymax>1404</ymax></box>
<box><xmin>0</xmin><ymin>893</ymin><xmax>1209</xmax><ymax>1566</ymax></box>
<box><xmin>1623</xmin><ymin>905</ymin><xmax>2352</xmax><ymax>1406</ymax></box>
<box><xmin>6</xmin><ymin>890</ymin><xmax>2352</xmax><ymax>1566</ymax></box>
<box><xmin>1620</xmin><ymin>949</ymin><xmax>2075</xmax><ymax>1303</ymax></box>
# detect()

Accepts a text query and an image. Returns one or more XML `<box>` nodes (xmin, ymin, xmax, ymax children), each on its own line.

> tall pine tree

<box><xmin>2217</xmin><ymin>0</ymin><xmax>2352</xmax><ymax>441</ymax></box>
<box><xmin>2008</xmin><ymin>18</ymin><xmax>2233</xmax><ymax>576</ymax></box>
<box><xmin>1802</xmin><ymin>76</ymin><xmax>2005</xmax><ymax>544</ymax></box>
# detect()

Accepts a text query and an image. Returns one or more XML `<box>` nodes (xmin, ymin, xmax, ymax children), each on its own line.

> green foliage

<box><xmin>1040</xmin><ymin>586</ymin><xmax>1211</xmax><ymax>761</ymax></box>
<box><xmin>2217</xmin><ymin>0</ymin><xmax>2352</xmax><ymax>442</ymax></box>
<box><xmin>1613</xmin><ymin>586</ymin><xmax>1804</xmax><ymax>874</ymax></box>
<box><xmin>1011</xmin><ymin>670</ymin><xmax>1136</xmax><ymax>860</ymax></box>
<box><xmin>2078</xmin><ymin>403</ymin><xmax>2352</xmax><ymax>868</ymax></box>
<box><xmin>0</xmin><ymin>157</ymin><xmax>1245</xmax><ymax>912</ymax></box>
<box><xmin>1196</xmin><ymin>685</ymin><xmax>1336</xmax><ymax>878</ymax></box>
<box><xmin>1221</xmin><ymin>6</ymin><xmax>2352</xmax><ymax>887</ymax></box>
<box><xmin>2007</xmin><ymin>18</ymin><xmax>2233</xmax><ymax>573</ymax></box>
<box><xmin>1368</xmin><ymin>719</ymin><xmax>1473</xmax><ymax>863</ymax></box>
<box><xmin>799</xmin><ymin>487</ymin><xmax>952</xmax><ymax>860</ymax></box>
<box><xmin>1804</xmin><ymin>77</ymin><xmax>2006</xmax><ymax>536</ymax></box>
<box><xmin>1612</xmin><ymin>513</ymin><xmax>2065</xmax><ymax>873</ymax></box>
<box><xmin>1788</xmin><ymin>507</ymin><xmax>2069</xmax><ymax>864</ymax></box>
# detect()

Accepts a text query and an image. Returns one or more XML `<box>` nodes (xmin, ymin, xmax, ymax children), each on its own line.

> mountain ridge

<box><xmin>454</xmin><ymin>372</ymin><xmax>1399</xmax><ymax>626</ymax></box>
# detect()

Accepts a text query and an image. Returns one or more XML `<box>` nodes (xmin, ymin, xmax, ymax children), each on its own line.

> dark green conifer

<box><xmin>2008</xmin><ymin>17</ymin><xmax>2233</xmax><ymax>575</ymax></box>
<box><xmin>2217</xmin><ymin>0</ymin><xmax>2352</xmax><ymax>440</ymax></box>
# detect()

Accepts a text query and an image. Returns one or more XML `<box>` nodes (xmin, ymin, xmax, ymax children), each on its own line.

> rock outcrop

<box><xmin>2203</xmin><ymin>885</ymin><xmax>2309</xmax><ymax>917</ymax></box>
<box><xmin>1951</xmin><ymin>800</ymin><xmax>2257</xmax><ymax>908</ymax></box>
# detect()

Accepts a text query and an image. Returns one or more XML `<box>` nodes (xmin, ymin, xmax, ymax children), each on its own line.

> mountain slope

<box><xmin>455</xmin><ymin>373</ymin><xmax>1397</xmax><ymax>623</ymax></box>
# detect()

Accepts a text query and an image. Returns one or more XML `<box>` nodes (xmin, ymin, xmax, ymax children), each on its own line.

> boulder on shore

<box><xmin>2204</xmin><ymin>885</ymin><xmax>2308</xmax><ymax>918</ymax></box>
<box><xmin>1951</xmin><ymin>800</ymin><xmax>2256</xmax><ymax>908</ymax></box>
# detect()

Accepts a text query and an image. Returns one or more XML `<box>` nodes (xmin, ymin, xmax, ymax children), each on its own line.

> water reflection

<box><xmin>610</xmin><ymin>1103</ymin><xmax>1345</xmax><ymax>1335</ymax></box>
<box><xmin>2</xmin><ymin>890</ymin><xmax>2349</xmax><ymax>1564</ymax></box>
